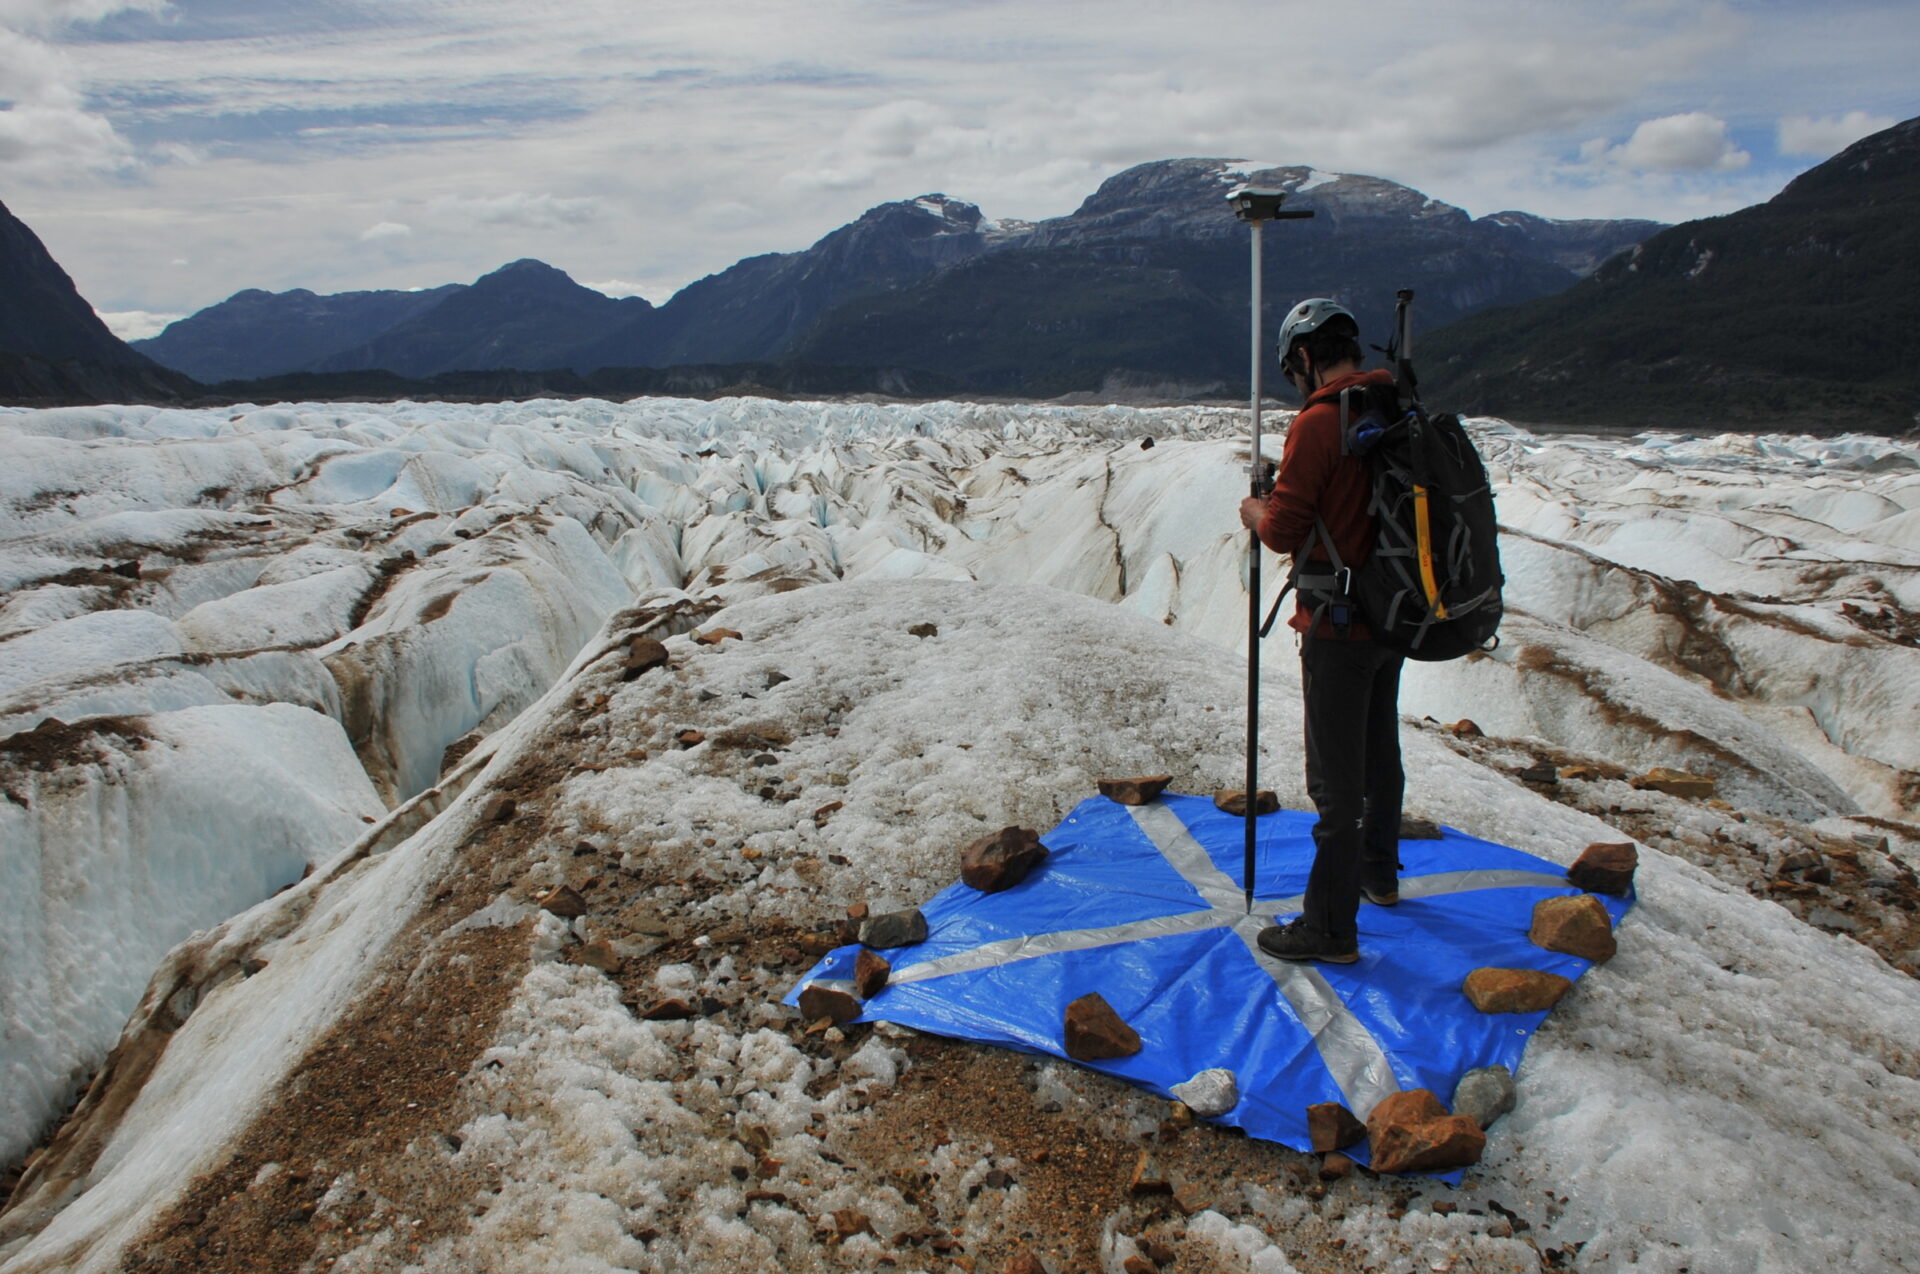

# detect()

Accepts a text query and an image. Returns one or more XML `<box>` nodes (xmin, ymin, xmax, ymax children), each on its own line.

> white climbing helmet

<box><xmin>1275</xmin><ymin>297</ymin><xmax>1356</xmax><ymax>369</ymax></box>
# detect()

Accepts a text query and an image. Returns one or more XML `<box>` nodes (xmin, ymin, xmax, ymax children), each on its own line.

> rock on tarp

<box><xmin>786</xmin><ymin>793</ymin><xmax>1633</xmax><ymax>1168</ymax></box>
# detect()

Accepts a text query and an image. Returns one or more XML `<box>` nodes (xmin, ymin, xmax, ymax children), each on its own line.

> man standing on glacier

<box><xmin>1237</xmin><ymin>298</ymin><xmax>1405</xmax><ymax>964</ymax></box>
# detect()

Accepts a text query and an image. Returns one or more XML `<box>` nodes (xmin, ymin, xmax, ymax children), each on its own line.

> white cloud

<box><xmin>425</xmin><ymin>192</ymin><xmax>603</xmax><ymax>230</ymax></box>
<box><xmin>0</xmin><ymin>28</ymin><xmax>136</xmax><ymax>177</ymax></box>
<box><xmin>1777</xmin><ymin>110</ymin><xmax>1896</xmax><ymax>157</ymax></box>
<box><xmin>0</xmin><ymin>0</ymin><xmax>164</xmax><ymax>34</ymax></box>
<box><xmin>1582</xmin><ymin>112</ymin><xmax>1750</xmax><ymax>173</ymax></box>
<box><xmin>583</xmin><ymin>278</ymin><xmax>652</xmax><ymax>300</ymax></box>
<box><xmin>359</xmin><ymin>220</ymin><xmax>413</xmax><ymax>242</ymax></box>
<box><xmin>94</xmin><ymin>307</ymin><xmax>182</xmax><ymax>340</ymax></box>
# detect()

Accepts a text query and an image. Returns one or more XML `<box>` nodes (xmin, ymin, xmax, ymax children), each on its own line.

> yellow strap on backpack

<box><xmin>1413</xmin><ymin>484</ymin><xmax>1449</xmax><ymax>619</ymax></box>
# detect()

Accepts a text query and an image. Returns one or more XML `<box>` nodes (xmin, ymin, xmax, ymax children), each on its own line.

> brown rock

<box><xmin>1399</xmin><ymin>815</ymin><xmax>1443</xmax><ymax>840</ymax></box>
<box><xmin>1516</xmin><ymin>759</ymin><xmax>1558</xmax><ymax>785</ymax></box>
<box><xmin>1004</xmin><ymin>1251</ymin><xmax>1050</xmax><ymax>1274</ymax></box>
<box><xmin>1462</xmin><ymin>967</ymin><xmax>1574</xmax><ymax>1014</ymax></box>
<box><xmin>1307</xmin><ymin>1101</ymin><xmax>1367</xmax><ymax>1152</ymax></box>
<box><xmin>1127</xmin><ymin>1149</ymin><xmax>1171</xmax><ymax>1195</ymax></box>
<box><xmin>854</xmin><ymin>949</ymin><xmax>892</xmax><ymax>999</ymax></box>
<box><xmin>813</xmin><ymin>800</ymin><xmax>844</xmax><ymax>827</ymax></box>
<box><xmin>1213</xmin><ymin>789</ymin><xmax>1280</xmax><ymax>817</ymax></box>
<box><xmin>1123</xmin><ymin>1257</ymin><xmax>1156</xmax><ymax>1274</ymax></box>
<box><xmin>624</xmin><ymin>637</ymin><xmax>670</xmax><ymax>675</ymax></box>
<box><xmin>1568</xmin><ymin>841</ymin><xmax>1638</xmax><ymax>895</ymax></box>
<box><xmin>537</xmin><ymin>885</ymin><xmax>587</xmax><ymax>918</ymax></box>
<box><xmin>1529</xmin><ymin>893</ymin><xmax>1617</xmax><ymax>963</ymax></box>
<box><xmin>1450</xmin><ymin>719</ymin><xmax>1483</xmax><ymax>737</ymax></box>
<box><xmin>826</xmin><ymin>1208</ymin><xmax>871</xmax><ymax>1240</ymax></box>
<box><xmin>961</xmin><ymin>826</ymin><xmax>1048</xmax><ymax>893</ymax></box>
<box><xmin>858</xmin><ymin>907</ymin><xmax>928</xmax><ymax>949</ymax></box>
<box><xmin>693</xmin><ymin>627</ymin><xmax>742</xmax><ymax>645</ymax></box>
<box><xmin>640</xmin><ymin>997</ymin><xmax>695</xmax><ymax>1020</ymax></box>
<box><xmin>1366</xmin><ymin>1088</ymin><xmax>1486</xmax><ymax>1174</ymax></box>
<box><xmin>675</xmin><ymin>729</ymin><xmax>706</xmax><ymax>748</ymax></box>
<box><xmin>1631</xmin><ymin>766</ymin><xmax>1716</xmax><ymax>799</ymax></box>
<box><xmin>1098</xmin><ymin>775</ymin><xmax>1173</xmax><ymax>805</ymax></box>
<box><xmin>1063</xmin><ymin>992</ymin><xmax>1141</xmax><ymax>1061</ymax></box>
<box><xmin>575</xmin><ymin>938</ymin><xmax>622</xmax><ymax>973</ymax></box>
<box><xmin>482</xmin><ymin>794</ymin><xmax>517</xmax><ymax>823</ymax></box>
<box><xmin>1318</xmin><ymin>1152</ymin><xmax>1354</xmax><ymax>1181</ymax></box>
<box><xmin>797</xmin><ymin>984</ymin><xmax>861</xmax><ymax>1025</ymax></box>
<box><xmin>907</xmin><ymin>622</ymin><xmax>939</xmax><ymax>638</ymax></box>
<box><xmin>1169</xmin><ymin>1179</ymin><xmax>1213</xmax><ymax>1215</ymax></box>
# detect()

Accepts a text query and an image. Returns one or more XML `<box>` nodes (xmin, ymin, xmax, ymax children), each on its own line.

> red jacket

<box><xmin>1254</xmin><ymin>368</ymin><xmax>1395</xmax><ymax>638</ymax></box>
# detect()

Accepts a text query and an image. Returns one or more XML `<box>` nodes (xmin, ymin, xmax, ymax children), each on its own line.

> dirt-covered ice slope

<box><xmin>3</xmin><ymin>579</ymin><xmax>1918</xmax><ymax>1274</ymax></box>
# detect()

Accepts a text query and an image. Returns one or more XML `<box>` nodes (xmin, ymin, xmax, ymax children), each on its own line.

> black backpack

<box><xmin>1267</xmin><ymin>380</ymin><xmax>1504</xmax><ymax>661</ymax></box>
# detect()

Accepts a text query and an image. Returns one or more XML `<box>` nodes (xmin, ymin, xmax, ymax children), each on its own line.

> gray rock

<box><xmin>858</xmin><ymin>907</ymin><xmax>928</xmax><ymax>949</ymax></box>
<box><xmin>1453</xmin><ymin>1064</ymin><xmax>1517</xmax><ymax>1130</ymax></box>
<box><xmin>1170</xmin><ymin>1068</ymin><xmax>1239</xmax><ymax>1118</ymax></box>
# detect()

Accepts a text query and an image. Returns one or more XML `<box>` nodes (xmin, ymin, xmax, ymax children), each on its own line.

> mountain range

<box><xmin>128</xmin><ymin>162</ymin><xmax>1659</xmax><ymax>396</ymax></box>
<box><xmin>6</xmin><ymin>118</ymin><xmax>1919</xmax><ymax>426</ymax></box>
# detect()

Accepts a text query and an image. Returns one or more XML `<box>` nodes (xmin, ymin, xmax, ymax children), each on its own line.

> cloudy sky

<box><xmin>3</xmin><ymin>0</ymin><xmax>1914</xmax><ymax>339</ymax></box>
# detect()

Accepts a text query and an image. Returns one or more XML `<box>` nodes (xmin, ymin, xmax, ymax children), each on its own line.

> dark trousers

<box><xmin>1299</xmin><ymin>637</ymin><xmax>1406</xmax><ymax>941</ymax></box>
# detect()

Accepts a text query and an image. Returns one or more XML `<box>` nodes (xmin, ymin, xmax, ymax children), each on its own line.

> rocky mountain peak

<box><xmin>1772</xmin><ymin>114</ymin><xmax>1920</xmax><ymax>207</ymax></box>
<box><xmin>475</xmin><ymin>258</ymin><xmax>578</xmax><ymax>287</ymax></box>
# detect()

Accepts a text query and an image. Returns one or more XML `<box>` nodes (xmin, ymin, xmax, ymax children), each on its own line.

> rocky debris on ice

<box><xmin>857</xmin><ymin>907</ymin><xmax>928</xmax><ymax>949</ymax></box>
<box><xmin>1568</xmin><ymin>840</ymin><xmax>1639</xmax><ymax>894</ymax></box>
<box><xmin>1365</xmin><ymin>1089</ymin><xmax>1486</xmax><ymax>1174</ymax></box>
<box><xmin>797</xmin><ymin>984</ymin><xmax>860</xmax><ymax>1025</ymax></box>
<box><xmin>1097</xmin><ymin>774</ymin><xmax>1172</xmax><ymax>805</ymax></box>
<box><xmin>1063</xmin><ymin>992</ymin><xmax>1141</xmax><ymax>1061</ymax></box>
<box><xmin>1528</xmin><ymin>892</ymin><xmax>1618</xmax><ymax>962</ymax></box>
<box><xmin>1127</xmin><ymin>1148</ymin><xmax>1171</xmax><ymax>1195</ymax></box>
<box><xmin>1306</xmin><ymin>1101</ymin><xmax>1366</xmax><ymax>1153</ymax></box>
<box><xmin>1168</xmin><ymin>1068</ymin><xmax>1238</xmax><ymax>1118</ymax></box>
<box><xmin>1452</xmin><ymin>1065</ymin><xmax>1518</xmax><ymax>1130</ymax></box>
<box><xmin>1462</xmin><ymin>967</ymin><xmax>1575</xmax><ymax>1013</ymax></box>
<box><xmin>852</xmin><ymin>949</ymin><xmax>891</xmax><ymax>998</ymax></box>
<box><xmin>1212</xmin><ymin>788</ymin><xmax>1278</xmax><ymax>816</ymax></box>
<box><xmin>622</xmin><ymin>636</ymin><xmax>670</xmax><ymax>677</ymax></box>
<box><xmin>1633</xmin><ymin>766</ymin><xmax>1717</xmax><ymax>799</ymax></box>
<box><xmin>960</xmin><ymin>825</ymin><xmax>1048</xmax><ymax>892</ymax></box>
<box><xmin>534</xmin><ymin>884</ymin><xmax>586</xmax><ymax>918</ymax></box>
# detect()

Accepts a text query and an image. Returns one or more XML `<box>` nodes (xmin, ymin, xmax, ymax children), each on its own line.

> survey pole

<box><xmin>1225</xmin><ymin>187</ymin><xmax>1314</xmax><ymax>914</ymax></box>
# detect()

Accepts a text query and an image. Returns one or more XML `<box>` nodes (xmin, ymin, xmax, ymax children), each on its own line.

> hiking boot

<box><xmin>1362</xmin><ymin>882</ymin><xmax>1400</xmax><ymax>907</ymax></box>
<box><xmin>1256</xmin><ymin>919</ymin><xmax>1358</xmax><ymax>964</ymax></box>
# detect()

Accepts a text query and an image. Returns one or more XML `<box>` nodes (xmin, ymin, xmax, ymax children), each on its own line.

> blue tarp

<box><xmin>785</xmin><ymin>793</ymin><xmax>1631</xmax><ymax>1167</ymax></box>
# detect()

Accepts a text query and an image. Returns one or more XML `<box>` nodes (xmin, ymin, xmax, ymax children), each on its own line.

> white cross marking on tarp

<box><xmin>887</xmin><ymin>801</ymin><xmax>1567</xmax><ymax>1120</ymax></box>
